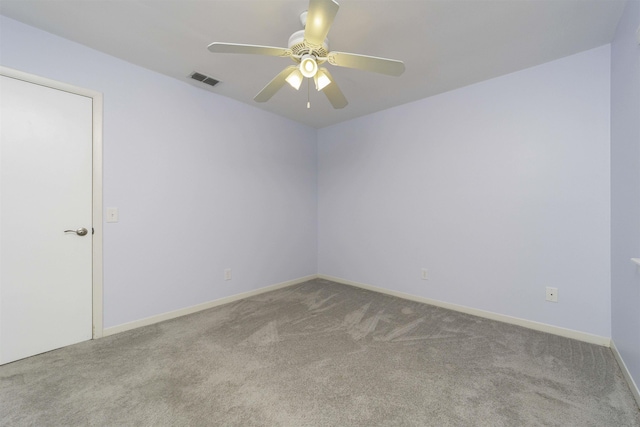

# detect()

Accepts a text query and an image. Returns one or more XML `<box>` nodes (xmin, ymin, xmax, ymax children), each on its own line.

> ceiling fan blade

<box><xmin>319</xmin><ymin>68</ymin><xmax>347</xmax><ymax>109</ymax></box>
<box><xmin>304</xmin><ymin>0</ymin><xmax>339</xmax><ymax>47</ymax></box>
<box><xmin>208</xmin><ymin>42</ymin><xmax>290</xmax><ymax>57</ymax></box>
<box><xmin>254</xmin><ymin>66</ymin><xmax>298</xmax><ymax>103</ymax></box>
<box><xmin>327</xmin><ymin>51</ymin><xmax>405</xmax><ymax>76</ymax></box>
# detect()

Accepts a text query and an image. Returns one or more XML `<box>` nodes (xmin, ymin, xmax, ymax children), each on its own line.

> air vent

<box><xmin>189</xmin><ymin>72</ymin><xmax>219</xmax><ymax>87</ymax></box>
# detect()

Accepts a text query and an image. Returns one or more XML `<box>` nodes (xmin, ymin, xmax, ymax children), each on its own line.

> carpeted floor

<box><xmin>1</xmin><ymin>278</ymin><xmax>639</xmax><ymax>426</ymax></box>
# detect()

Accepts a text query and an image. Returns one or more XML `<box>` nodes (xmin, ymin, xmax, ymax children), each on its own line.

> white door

<box><xmin>0</xmin><ymin>75</ymin><xmax>93</xmax><ymax>364</ymax></box>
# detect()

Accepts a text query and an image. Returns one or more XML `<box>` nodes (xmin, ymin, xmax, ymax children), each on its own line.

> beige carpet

<box><xmin>1</xmin><ymin>279</ymin><xmax>639</xmax><ymax>426</ymax></box>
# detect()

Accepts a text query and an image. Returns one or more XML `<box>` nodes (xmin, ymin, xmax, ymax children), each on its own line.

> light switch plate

<box><xmin>106</xmin><ymin>207</ymin><xmax>119</xmax><ymax>223</ymax></box>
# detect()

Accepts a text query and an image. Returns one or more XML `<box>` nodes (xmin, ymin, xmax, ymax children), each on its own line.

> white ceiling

<box><xmin>0</xmin><ymin>0</ymin><xmax>626</xmax><ymax>128</ymax></box>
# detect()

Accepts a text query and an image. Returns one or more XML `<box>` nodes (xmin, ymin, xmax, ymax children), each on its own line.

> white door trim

<box><xmin>0</xmin><ymin>66</ymin><xmax>104</xmax><ymax>339</ymax></box>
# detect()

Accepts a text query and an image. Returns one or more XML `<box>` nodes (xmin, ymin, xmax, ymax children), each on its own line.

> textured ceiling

<box><xmin>0</xmin><ymin>0</ymin><xmax>627</xmax><ymax>128</ymax></box>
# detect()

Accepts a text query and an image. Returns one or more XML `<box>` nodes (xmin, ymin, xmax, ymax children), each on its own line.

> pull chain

<box><xmin>307</xmin><ymin>78</ymin><xmax>310</xmax><ymax>109</ymax></box>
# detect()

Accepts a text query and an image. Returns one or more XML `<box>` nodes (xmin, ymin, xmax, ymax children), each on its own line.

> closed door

<box><xmin>0</xmin><ymin>75</ymin><xmax>93</xmax><ymax>364</ymax></box>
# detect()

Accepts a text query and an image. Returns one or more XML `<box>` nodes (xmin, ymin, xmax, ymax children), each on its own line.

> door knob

<box><xmin>64</xmin><ymin>227</ymin><xmax>88</xmax><ymax>236</ymax></box>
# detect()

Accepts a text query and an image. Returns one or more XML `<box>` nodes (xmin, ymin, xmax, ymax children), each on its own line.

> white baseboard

<box><xmin>318</xmin><ymin>274</ymin><xmax>611</xmax><ymax>347</ymax></box>
<box><xmin>611</xmin><ymin>339</ymin><xmax>640</xmax><ymax>409</ymax></box>
<box><xmin>103</xmin><ymin>274</ymin><xmax>318</xmax><ymax>337</ymax></box>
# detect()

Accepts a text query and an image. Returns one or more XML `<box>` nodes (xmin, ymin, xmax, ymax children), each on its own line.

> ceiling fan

<box><xmin>207</xmin><ymin>0</ymin><xmax>405</xmax><ymax>109</ymax></box>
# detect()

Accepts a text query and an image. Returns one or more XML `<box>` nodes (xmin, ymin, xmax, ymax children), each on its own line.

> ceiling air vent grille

<box><xmin>189</xmin><ymin>72</ymin><xmax>219</xmax><ymax>87</ymax></box>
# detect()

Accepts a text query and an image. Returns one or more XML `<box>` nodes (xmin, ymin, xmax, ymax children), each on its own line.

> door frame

<box><xmin>1</xmin><ymin>65</ymin><xmax>104</xmax><ymax>339</ymax></box>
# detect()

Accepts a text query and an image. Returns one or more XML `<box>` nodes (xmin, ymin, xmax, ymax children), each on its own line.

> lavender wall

<box><xmin>318</xmin><ymin>46</ymin><xmax>612</xmax><ymax>337</ymax></box>
<box><xmin>611</xmin><ymin>0</ymin><xmax>640</xmax><ymax>390</ymax></box>
<box><xmin>0</xmin><ymin>13</ymin><xmax>627</xmax><ymax>347</ymax></box>
<box><xmin>0</xmin><ymin>16</ymin><xmax>318</xmax><ymax>328</ymax></box>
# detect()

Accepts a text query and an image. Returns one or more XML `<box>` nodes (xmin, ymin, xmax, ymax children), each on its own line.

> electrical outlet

<box><xmin>545</xmin><ymin>287</ymin><xmax>558</xmax><ymax>302</ymax></box>
<box><xmin>224</xmin><ymin>268</ymin><xmax>232</xmax><ymax>281</ymax></box>
<box><xmin>421</xmin><ymin>268</ymin><xmax>428</xmax><ymax>280</ymax></box>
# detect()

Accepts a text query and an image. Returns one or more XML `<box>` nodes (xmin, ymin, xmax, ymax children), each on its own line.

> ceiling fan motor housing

<box><xmin>288</xmin><ymin>29</ymin><xmax>329</xmax><ymax>58</ymax></box>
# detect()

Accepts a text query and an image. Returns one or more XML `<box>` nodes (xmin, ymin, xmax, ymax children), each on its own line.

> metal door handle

<box><xmin>64</xmin><ymin>227</ymin><xmax>88</xmax><ymax>236</ymax></box>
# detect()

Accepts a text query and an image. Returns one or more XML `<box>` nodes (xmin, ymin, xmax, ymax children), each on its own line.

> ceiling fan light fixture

<box><xmin>299</xmin><ymin>54</ymin><xmax>318</xmax><ymax>78</ymax></box>
<box><xmin>314</xmin><ymin>68</ymin><xmax>331</xmax><ymax>91</ymax></box>
<box><xmin>285</xmin><ymin>68</ymin><xmax>304</xmax><ymax>90</ymax></box>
